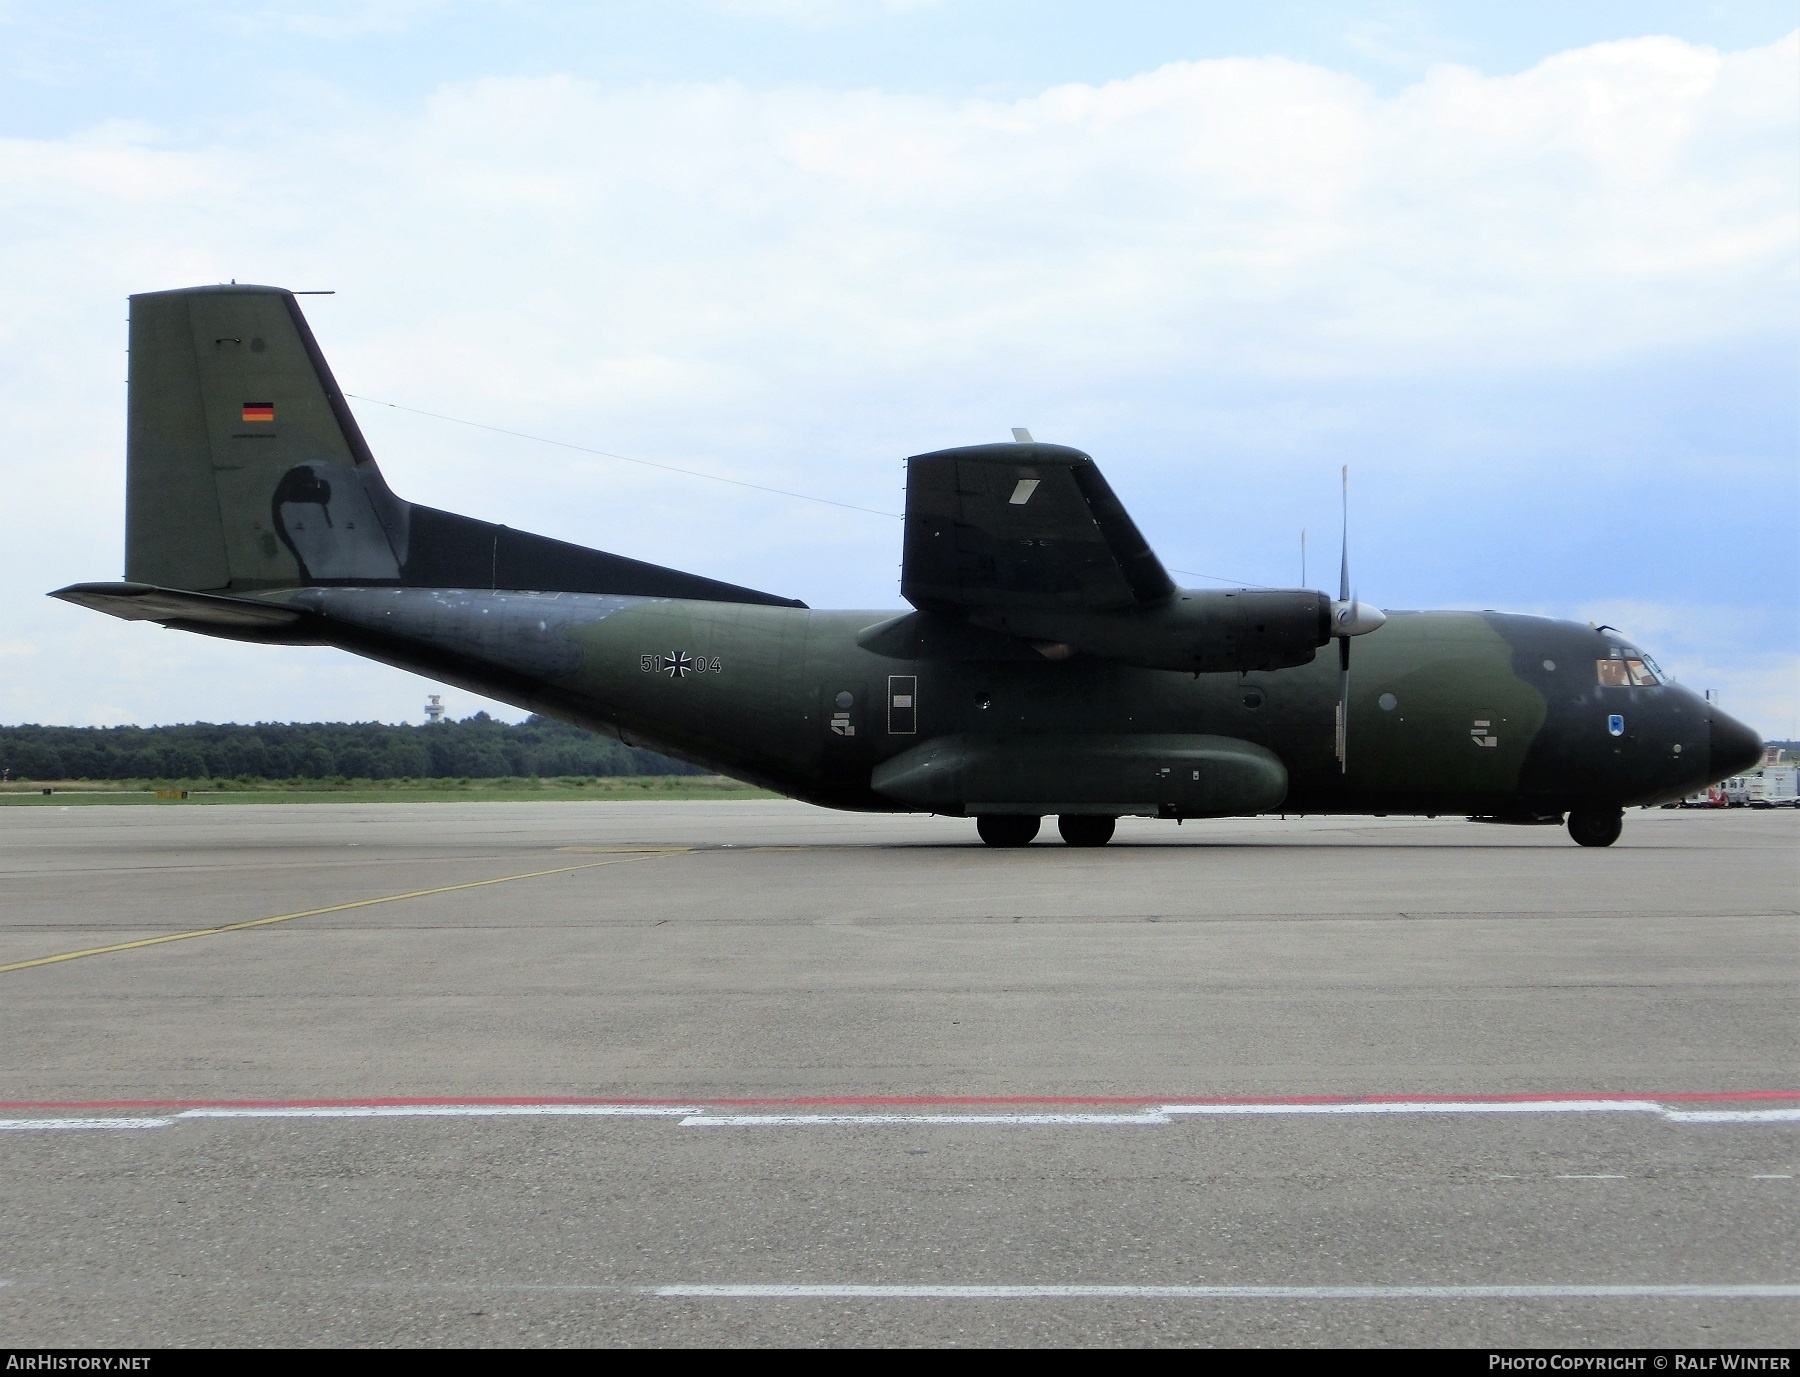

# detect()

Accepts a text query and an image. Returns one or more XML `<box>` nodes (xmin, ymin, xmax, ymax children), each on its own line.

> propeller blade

<box><xmin>1338</xmin><ymin>464</ymin><xmax>1350</xmax><ymax>604</ymax></box>
<box><xmin>1337</xmin><ymin>468</ymin><xmax>1351</xmax><ymax>768</ymax></box>
<box><xmin>1337</xmin><ymin>629</ymin><xmax>1350</xmax><ymax>771</ymax></box>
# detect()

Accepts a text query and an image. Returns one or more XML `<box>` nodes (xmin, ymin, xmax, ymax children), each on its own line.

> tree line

<box><xmin>0</xmin><ymin>714</ymin><xmax>702</xmax><ymax>783</ymax></box>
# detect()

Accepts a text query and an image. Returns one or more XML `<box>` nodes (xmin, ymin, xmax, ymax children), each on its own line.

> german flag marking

<box><xmin>241</xmin><ymin>402</ymin><xmax>275</xmax><ymax>422</ymax></box>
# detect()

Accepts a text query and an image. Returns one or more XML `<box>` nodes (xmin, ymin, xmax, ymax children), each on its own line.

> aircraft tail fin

<box><xmin>121</xmin><ymin>285</ymin><xmax>803</xmax><ymax>606</ymax></box>
<box><xmin>126</xmin><ymin>284</ymin><xmax>405</xmax><ymax>592</ymax></box>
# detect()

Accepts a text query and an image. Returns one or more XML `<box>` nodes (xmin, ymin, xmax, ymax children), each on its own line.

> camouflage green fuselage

<box><xmin>58</xmin><ymin>283</ymin><xmax>1760</xmax><ymax>825</ymax></box>
<box><xmin>275</xmin><ymin>588</ymin><xmax>1715</xmax><ymax>817</ymax></box>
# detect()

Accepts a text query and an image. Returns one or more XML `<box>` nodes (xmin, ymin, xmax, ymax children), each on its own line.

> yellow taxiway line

<box><xmin>0</xmin><ymin>850</ymin><xmax>680</xmax><ymax>975</ymax></box>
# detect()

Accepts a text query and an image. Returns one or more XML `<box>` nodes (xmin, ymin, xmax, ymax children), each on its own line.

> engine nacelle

<box><xmin>970</xmin><ymin>588</ymin><xmax>1332</xmax><ymax>673</ymax></box>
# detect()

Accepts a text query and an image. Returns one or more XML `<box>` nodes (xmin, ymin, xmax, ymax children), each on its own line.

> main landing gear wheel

<box><xmin>1057</xmin><ymin>815</ymin><xmax>1116</xmax><ymax>847</ymax></box>
<box><xmin>976</xmin><ymin>815</ymin><xmax>1040</xmax><ymax>847</ymax></box>
<box><xmin>1567</xmin><ymin>804</ymin><xmax>1624</xmax><ymax>848</ymax></box>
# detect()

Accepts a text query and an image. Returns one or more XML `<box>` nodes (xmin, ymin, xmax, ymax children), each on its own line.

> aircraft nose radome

<box><xmin>1709</xmin><ymin>709</ymin><xmax>1763</xmax><ymax>781</ymax></box>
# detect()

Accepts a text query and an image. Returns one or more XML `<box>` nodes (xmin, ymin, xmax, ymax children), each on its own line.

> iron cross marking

<box><xmin>663</xmin><ymin>651</ymin><xmax>693</xmax><ymax>679</ymax></box>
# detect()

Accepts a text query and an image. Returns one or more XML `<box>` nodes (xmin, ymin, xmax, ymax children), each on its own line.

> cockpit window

<box><xmin>1596</xmin><ymin>656</ymin><xmax>1662</xmax><ymax>687</ymax></box>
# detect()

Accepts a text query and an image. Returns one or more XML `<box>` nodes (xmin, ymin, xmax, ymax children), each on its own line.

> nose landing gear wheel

<box><xmin>976</xmin><ymin>815</ymin><xmax>1040</xmax><ymax>847</ymax></box>
<box><xmin>1567</xmin><ymin>805</ymin><xmax>1623</xmax><ymax>847</ymax></box>
<box><xmin>1057</xmin><ymin>814</ymin><xmax>1116</xmax><ymax>846</ymax></box>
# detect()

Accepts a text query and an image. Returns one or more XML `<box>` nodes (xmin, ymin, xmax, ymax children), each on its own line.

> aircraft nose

<box><xmin>1709</xmin><ymin>708</ymin><xmax>1763</xmax><ymax>781</ymax></box>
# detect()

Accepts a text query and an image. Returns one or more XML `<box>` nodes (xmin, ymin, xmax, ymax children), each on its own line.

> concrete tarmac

<box><xmin>0</xmin><ymin>802</ymin><xmax>1795</xmax><ymax>1347</ymax></box>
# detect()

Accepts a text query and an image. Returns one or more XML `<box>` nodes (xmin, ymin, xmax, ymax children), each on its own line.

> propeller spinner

<box><xmin>1328</xmin><ymin>465</ymin><xmax>1386</xmax><ymax>771</ymax></box>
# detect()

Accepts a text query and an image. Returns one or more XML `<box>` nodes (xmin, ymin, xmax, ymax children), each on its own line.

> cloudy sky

<box><xmin>2</xmin><ymin>1</ymin><xmax>1795</xmax><ymax>735</ymax></box>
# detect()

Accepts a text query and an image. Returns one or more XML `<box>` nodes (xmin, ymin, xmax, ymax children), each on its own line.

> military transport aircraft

<box><xmin>53</xmin><ymin>285</ymin><xmax>1762</xmax><ymax>847</ymax></box>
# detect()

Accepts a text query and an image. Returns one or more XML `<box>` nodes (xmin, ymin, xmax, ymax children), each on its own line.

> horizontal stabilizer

<box><xmin>51</xmin><ymin>582</ymin><xmax>304</xmax><ymax>629</ymax></box>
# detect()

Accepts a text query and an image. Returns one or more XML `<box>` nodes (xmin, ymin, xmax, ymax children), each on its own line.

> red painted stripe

<box><xmin>1</xmin><ymin>1090</ymin><xmax>1796</xmax><ymax>1111</ymax></box>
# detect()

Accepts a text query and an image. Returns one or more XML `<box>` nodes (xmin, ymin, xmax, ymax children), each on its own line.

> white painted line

<box><xmin>1162</xmin><ymin>1099</ymin><xmax>1662</xmax><ymax>1117</ymax></box>
<box><xmin>679</xmin><ymin>1100</ymin><xmax>1800</xmax><ymax>1128</ymax></box>
<box><xmin>0</xmin><ymin>1118</ymin><xmax>172</xmax><ymax>1131</ymax></box>
<box><xmin>681</xmin><ymin>1113</ymin><xmax>1170</xmax><ymax>1127</ymax></box>
<box><xmin>1665</xmin><ymin>1108</ymin><xmax>1800</xmax><ymax>1124</ymax></box>
<box><xmin>646</xmin><ymin>1283</ymin><xmax>1800</xmax><ymax>1300</ymax></box>
<box><xmin>176</xmin><ymin>1105</ymin><xmax>700</xmax><ymax>1120</ymax></box>
<box><xmin>1</xmin><ymin>1099</ymin><xmax>1792</xmax><ymax>1133</ymax></box>
<box><xmin>1557</xmin><ymin>1175</ymin><xmax>1627</xmax><ymax>1180</ymax></box>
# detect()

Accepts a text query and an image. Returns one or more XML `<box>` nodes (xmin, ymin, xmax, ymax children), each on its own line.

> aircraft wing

<box><xmin>901</xmin><ymin>442</ymin><xmax>1174</xmax><ymax>615</ymax></box>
